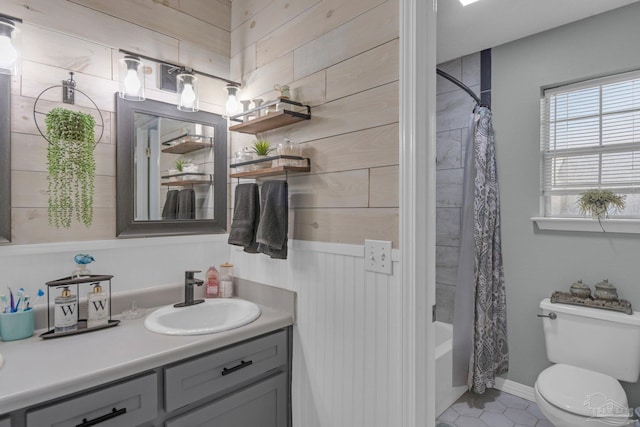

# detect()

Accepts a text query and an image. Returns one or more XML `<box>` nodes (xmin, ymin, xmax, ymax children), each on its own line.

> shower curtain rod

<box><xmin>436</xmin><ymin>68</ymin><xmax>482</xmax><ymax>106</ymax></box>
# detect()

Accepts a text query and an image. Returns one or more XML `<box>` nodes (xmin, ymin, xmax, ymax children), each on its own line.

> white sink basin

<box><xmin>144</xmin><ymin>298</ymin><xmax>261</xmax><ymax>336</ymax></box>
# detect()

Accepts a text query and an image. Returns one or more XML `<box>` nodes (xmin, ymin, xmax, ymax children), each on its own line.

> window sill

<box><xmin>531</xmin><ymin>217</ymin><xmax>640</xmax><ymax>234</ymax></box>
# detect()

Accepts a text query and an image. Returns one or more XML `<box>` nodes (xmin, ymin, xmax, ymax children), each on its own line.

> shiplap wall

<box><xmin>2</xmin><ymin>0</ymin><xmax>231</xmax><ymax>244</ymax></box>
<box><xmin>230</xmin><ymin>0</ymin><xmax>400</xmax><ymax>248</ymax></box>
<box><xmin>229</xmin><ymin>1</ymin><xmax>403</xmax><ymax>426</ymax></box>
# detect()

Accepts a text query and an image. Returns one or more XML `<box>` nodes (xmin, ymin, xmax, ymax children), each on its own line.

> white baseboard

<box><xmin>494</xmin><ymin>377</ymin><xmax>536</xmax><ymax>402</ymax></box>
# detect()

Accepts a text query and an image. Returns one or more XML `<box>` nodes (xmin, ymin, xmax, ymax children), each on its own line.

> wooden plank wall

<box><xmin>2</xmin><ymin>0</ymin><xmax>231</xmax><ymax>244</ymax></box>
<box><xmin>230</xmin><ymin>0</ymin><xmax>400</xmax><ymax>247</ymax></box>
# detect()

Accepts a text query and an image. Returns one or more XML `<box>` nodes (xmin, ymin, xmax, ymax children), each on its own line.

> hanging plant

<box><xmin>45</xmin><ymin>108</ymin><xmax>96</xmax><ymax>229</ymax></box>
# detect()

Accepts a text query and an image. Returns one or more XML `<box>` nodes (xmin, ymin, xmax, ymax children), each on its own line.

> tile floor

<box><xmin>436</xmin><ymin>389</ymin><xmax>554</xmax><ymax>427</ymax></box>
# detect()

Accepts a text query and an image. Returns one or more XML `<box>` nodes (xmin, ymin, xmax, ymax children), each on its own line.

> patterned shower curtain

<box><xmin>467</xmin><ymin>106</ymin><xmax>509</xmax><ymax>394</ymax></box>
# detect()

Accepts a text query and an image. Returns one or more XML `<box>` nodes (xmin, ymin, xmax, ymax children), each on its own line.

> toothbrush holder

<box><xmin>0</xmin><ymin>310</ymin><xmax>35</xmax><ymax>341</ymax></box>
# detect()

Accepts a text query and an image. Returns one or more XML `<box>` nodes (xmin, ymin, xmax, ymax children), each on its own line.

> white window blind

<box><xmin>541</xmin><ymin>71</ymin><xmax>640</xmax><ymax>217</ymax></box>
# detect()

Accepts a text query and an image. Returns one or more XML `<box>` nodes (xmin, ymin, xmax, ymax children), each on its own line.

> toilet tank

<box><xmin>539</xmin><ymin>298</ymin><xmax>640</xmax><ymax>382</ymax></box>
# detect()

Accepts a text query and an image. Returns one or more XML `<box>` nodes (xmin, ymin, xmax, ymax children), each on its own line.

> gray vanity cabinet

<box><xmin>165</xmin><ymin>372</ymin><xmax>288</xmax><ymax>427</ymax></box>
<box><xmin>25</xmin><ymin>373</ymin><xmax>158</xmax><ymax>427</ymax></box>
<box><xmin>164</xmin><ymin>329</ymin><xmax>288</xmax><ymax>412</ymax></box>
<box><xmin>5</xmin><ymin>327</ymin><xmax>291</xmax><ymax>427</ymax></box>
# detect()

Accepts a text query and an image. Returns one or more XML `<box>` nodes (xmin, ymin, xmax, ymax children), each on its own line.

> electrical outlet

<box><xmin>364</xmin><ymin>239</ymin><xmax>392</xmax><ymax>274</ymax></box>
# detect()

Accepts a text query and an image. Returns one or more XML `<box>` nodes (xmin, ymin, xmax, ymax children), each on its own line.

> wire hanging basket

<box><xmin>32</xmin><ymin>71</ymin><xmax>105</xmax><ymax>146</ymax></box>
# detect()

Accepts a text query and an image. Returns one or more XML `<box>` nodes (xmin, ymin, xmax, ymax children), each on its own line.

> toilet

<box><xmin>536</xmin><ymin>298</ymin><xmax>640</xmax><ymax>427</ymax></box>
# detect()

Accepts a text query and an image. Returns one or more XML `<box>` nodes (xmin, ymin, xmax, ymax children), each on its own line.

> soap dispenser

<box><xmin>87</xmin><ymin>283</ymin><xmax>109</xmax><ymax>328</ymax></box>
<box><xmin>55</xmin><ymin>286</ymin><xmax>78</xmax><ymax>332</ymax></box>
<box><xmin>205</xmin><ymin>266</ymin><xmax>219</xmax><ymax>298</ymax></box>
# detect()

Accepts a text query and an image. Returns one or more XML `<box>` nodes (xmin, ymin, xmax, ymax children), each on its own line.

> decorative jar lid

<box><xmin>570</xmin><ymin>280</ymin><xmax>589</xmax><ymax>290</ymax></box>
<box><xmin>596</xmin><ymin>279</ymin><xmax>616</xmax><ymax>290</ymax></box>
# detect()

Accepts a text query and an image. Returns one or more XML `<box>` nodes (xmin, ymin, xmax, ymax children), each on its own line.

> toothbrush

<box><xmin>14</xmin><ymin>288</ymin><xmax>24</xmax><ymax>312</ymax></box>
<box><xmin>26</xmin><ymin>289</ymin><xmax>45</xmax><ymax>311</ymax></box>
<box><xmin>0</xmin><ymin>294</ymin><xmax>7</xmax><ymax>313</ymax></box>
<box><xmin>8</xmin><ymin>286</ymin><xmax>14</xmax><ymax>313</ymax></box>
<box><xmin>21</xmin><ymin>295</ymin><xmax>30</xmax><ymax>312</ymax></box>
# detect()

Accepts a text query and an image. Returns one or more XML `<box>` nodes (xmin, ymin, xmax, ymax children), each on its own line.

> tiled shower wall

<box><xmin>435</xmin><ymin>53</ymin><xmax>480</xmax><ymax>323</ymax></box>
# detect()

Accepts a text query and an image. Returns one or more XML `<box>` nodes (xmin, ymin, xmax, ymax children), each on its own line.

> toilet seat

<box><xmin>537</xmin><ymin>364</ymin><xmax>629</xmax><ymax>418</ymax></box>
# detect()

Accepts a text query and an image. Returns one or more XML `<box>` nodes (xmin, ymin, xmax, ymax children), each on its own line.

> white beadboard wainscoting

<box><xmin>230</xmin><ymin>240</ymin><xmax>403</xmax><ymax>427</ymax></box>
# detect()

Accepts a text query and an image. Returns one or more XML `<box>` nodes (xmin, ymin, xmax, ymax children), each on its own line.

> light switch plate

<box><xmin>364</xmin><ymin>239</ymin><xmax>392</xmax><ymax>274</ymax></box>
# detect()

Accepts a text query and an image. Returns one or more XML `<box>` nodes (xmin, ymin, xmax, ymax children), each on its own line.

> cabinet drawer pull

<box><xmin>221</xmin><ymin>360</ymin><xmax>253</xmax><ymax>376</ymax></box>
<box><xmin>77</xmin><ymin>407</ymin><xmax>127</xmax><ymax>427</ymax></box>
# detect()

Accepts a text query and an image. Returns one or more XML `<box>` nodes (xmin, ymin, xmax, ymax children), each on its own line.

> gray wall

<box><xmin>493</xmin><ymin>2</ymin><xmax>640</xmax><ymax>404</ymax></box>
<box><xmin>435</xmin><ymin>53</ymin><xmax>480</xmax><ymax>323</ymax></box>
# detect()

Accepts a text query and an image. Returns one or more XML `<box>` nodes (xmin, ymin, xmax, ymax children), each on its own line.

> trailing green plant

<box><xmin>577</xmin><ymin>189</ymin><xmax>626</xmax><ymax>218</ymax></box>
<box><xmin>251</xmin><ymin>139</ymin><xmax>273</xmax><ymax>156</ymax></box>
<box><xmin>46</xmin><ymin>108</ymin><xmax>96</xmax><ymax>229</ymax></box>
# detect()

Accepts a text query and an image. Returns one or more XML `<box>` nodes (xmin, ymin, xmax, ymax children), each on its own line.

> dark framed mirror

<box><xmin>0</xmin><ymin>74</ymin><xmax>11</xmax><ymax>243</ymax></box>
<box><xmin>116</xmin><ymin>96</ymin><xmax>227</xmax><ymax>237</ymax></box>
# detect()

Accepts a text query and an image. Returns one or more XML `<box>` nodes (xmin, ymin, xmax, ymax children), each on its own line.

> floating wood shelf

<box><xmin>229</xmin><ymin>156</ymin><xmax>310</xmax><ymax>179</ymax></box>
<box><xmin>160</xmin><ymin>133</ymin><xmax>213</xmax><ymax>154</ymax></box>
<box><xmin>229</xmin><ymin>110</ymin><xmax>310</xmax><ymax>134</ymax></box>
<box><xmin>229</xmin><ymin>165</ymin><xmax>311</xmax><ymax>179</ymax></box>
<box><xmin>161</xmin><ymin>140</ymin><xmax>212</xmax><ymax>154</ymax></box>
<box><xmin>162</xmin><ymin>178</ymin><xmax>212</xmax><ymax>186</ymax></box>
<box><xmin>228</xmin><ymin>98</ymin><xmax>311</xmax><ymax>135</ymax></box>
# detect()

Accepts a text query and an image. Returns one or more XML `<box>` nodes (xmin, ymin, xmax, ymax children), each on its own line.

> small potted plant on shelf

<box><xmin>251</xmin><ymin>139</ymin><xmax>274</xmax><ymax>169</ymax></box>
<box><xmin>175</xmin><ymin>159</ymin><xmax>187</xmax><ymax>172</ymax></box>
<box><xmin>577</xmin><ymin>189</ymin><xmax>626</xmax><ymax>219</ymax></box>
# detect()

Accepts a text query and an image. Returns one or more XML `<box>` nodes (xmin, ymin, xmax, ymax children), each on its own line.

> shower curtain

<box><xmin>452</xmin><ymin>106</ymin><xmax>508</xmax><ymax>394</ymax></box>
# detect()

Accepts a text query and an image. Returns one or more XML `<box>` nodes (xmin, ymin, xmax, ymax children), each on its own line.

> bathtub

<box><xmin>435</xmin><ymin>321</ymin><xmax>467</xmax><ymax>417</ymax></box>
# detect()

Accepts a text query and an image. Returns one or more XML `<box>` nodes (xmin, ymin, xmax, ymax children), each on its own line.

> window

<box><xmin>541</xmin><ymin>71</ymin><xmax>640</xmax><ymax>218</ymax></box>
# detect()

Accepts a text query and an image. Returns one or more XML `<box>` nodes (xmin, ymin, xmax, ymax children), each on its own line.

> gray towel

<box><xmin>177</xmin><ymin>188</ymin><xmax>195</xmax><ymax>219</ymax></box>
<box><xmin>256</xmin><ymin>180</ymin><xmax>288</xmax><ymax>259</ymax></box>
<box><xmin>162</xmin><ymin>190</ymin><xmax>179</xmax><ymax>219</ymax></box>
<box><xmin>228</xmin><ymin>183</ymin><xmax>260</xmax><ymax>253</ymax></box>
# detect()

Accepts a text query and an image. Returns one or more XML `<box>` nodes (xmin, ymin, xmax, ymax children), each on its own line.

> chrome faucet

<box><xmin>174</xmin><ymin>270</ymin><xmax>205</xmax><ymax>308</ymax></box>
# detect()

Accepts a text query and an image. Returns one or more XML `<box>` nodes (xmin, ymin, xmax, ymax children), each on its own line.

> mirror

<box><xmin>116</xmin><ymin>96</ymin><xmax>227</xmax><ymax>237</ymax></box>
<box><xmin>0</xmin><ymin>74</ymin><xmax>10</xmax><ymax>243</ymax></box>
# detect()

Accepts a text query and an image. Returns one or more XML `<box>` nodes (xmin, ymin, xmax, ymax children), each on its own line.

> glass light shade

<box><xmin>225</xmin><ymin>84</ymin><xmax>240</xmax><ymax>117</ymax></box>
<box><xmin>177</xmin><ymin>72</ymin><xmax>199</xmax><ymax>112</ymax></box>
<box><xmin>119</xmin><ymin>55</ymin><xmax>145</xmax><ymax>101</ymax></box>
<box><xmin>0</xmin><ymin>18</ymin><xmax>20</xmax><ymax>76</ymax></box>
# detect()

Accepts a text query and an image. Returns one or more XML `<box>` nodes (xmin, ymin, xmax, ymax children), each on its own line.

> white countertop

<box><xmin>0</xmin><ymin>302</ymin><xmax>293</xmax><ymax>414</ymax></box>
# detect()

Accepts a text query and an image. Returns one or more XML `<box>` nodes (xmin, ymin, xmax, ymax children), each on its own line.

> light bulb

<box><xmin>0</xmin><ymin>35</ymin><xmax>17</xmax><ymax>70</ymax></box>
<box><xmin>124</xmin><ymin>68</ymin><xmax>141</xmax><ymax>96</ymax></box>
<box><xmin>226</xmin><ymin>93</ymin><xmax>239</xmax><ymax>116</ymax></box>
<box><xmin>181</xmin><ymin>83</ymin><xmax>196</xmax><ymax>109</ymax></box>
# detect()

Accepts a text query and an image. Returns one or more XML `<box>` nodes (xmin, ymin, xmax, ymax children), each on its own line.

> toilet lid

<box><xmin>537</xmin><ymin>364</ymin><xmax>628</xmax><ymax>418</ymax></box>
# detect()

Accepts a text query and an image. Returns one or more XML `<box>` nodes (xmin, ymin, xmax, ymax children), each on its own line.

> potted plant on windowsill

<box><xmin>577</xmin><ymin>189</ymin><xmax>626</xmax><ymax>220</ymax></box>
<box><xmin>251</xmin><ymin>139</ymin><xmax>274</xmax><ymax>170</ymax></box>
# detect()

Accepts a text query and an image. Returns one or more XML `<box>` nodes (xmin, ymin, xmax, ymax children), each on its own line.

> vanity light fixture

<box><xmin>459</xmin><ymin>0</ymin><xmax>481</xmax><ymax>5</ymax></box>
<box><xmin>176</xmin><ymin>69</ymin><xmax>199</xmax><ymax>112</ymax></box>
<box><xmin>225</xmin><ymin>84</ymin><xmax>240</xmax><ymax>117</ymax></box>
<box><xmin>118</xmin><ymin>55</ymin><xmax>145</xmax><ymax>101</ymax></box>
<box><xmin>118</xmin><ymin>48</ymin><xmax>241</xmax><ymax>113</ymax></box>
<box><xmin>0</xmin><ymin>14</ymin><xmax>22</xmax><ymax>76</ymax></box>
